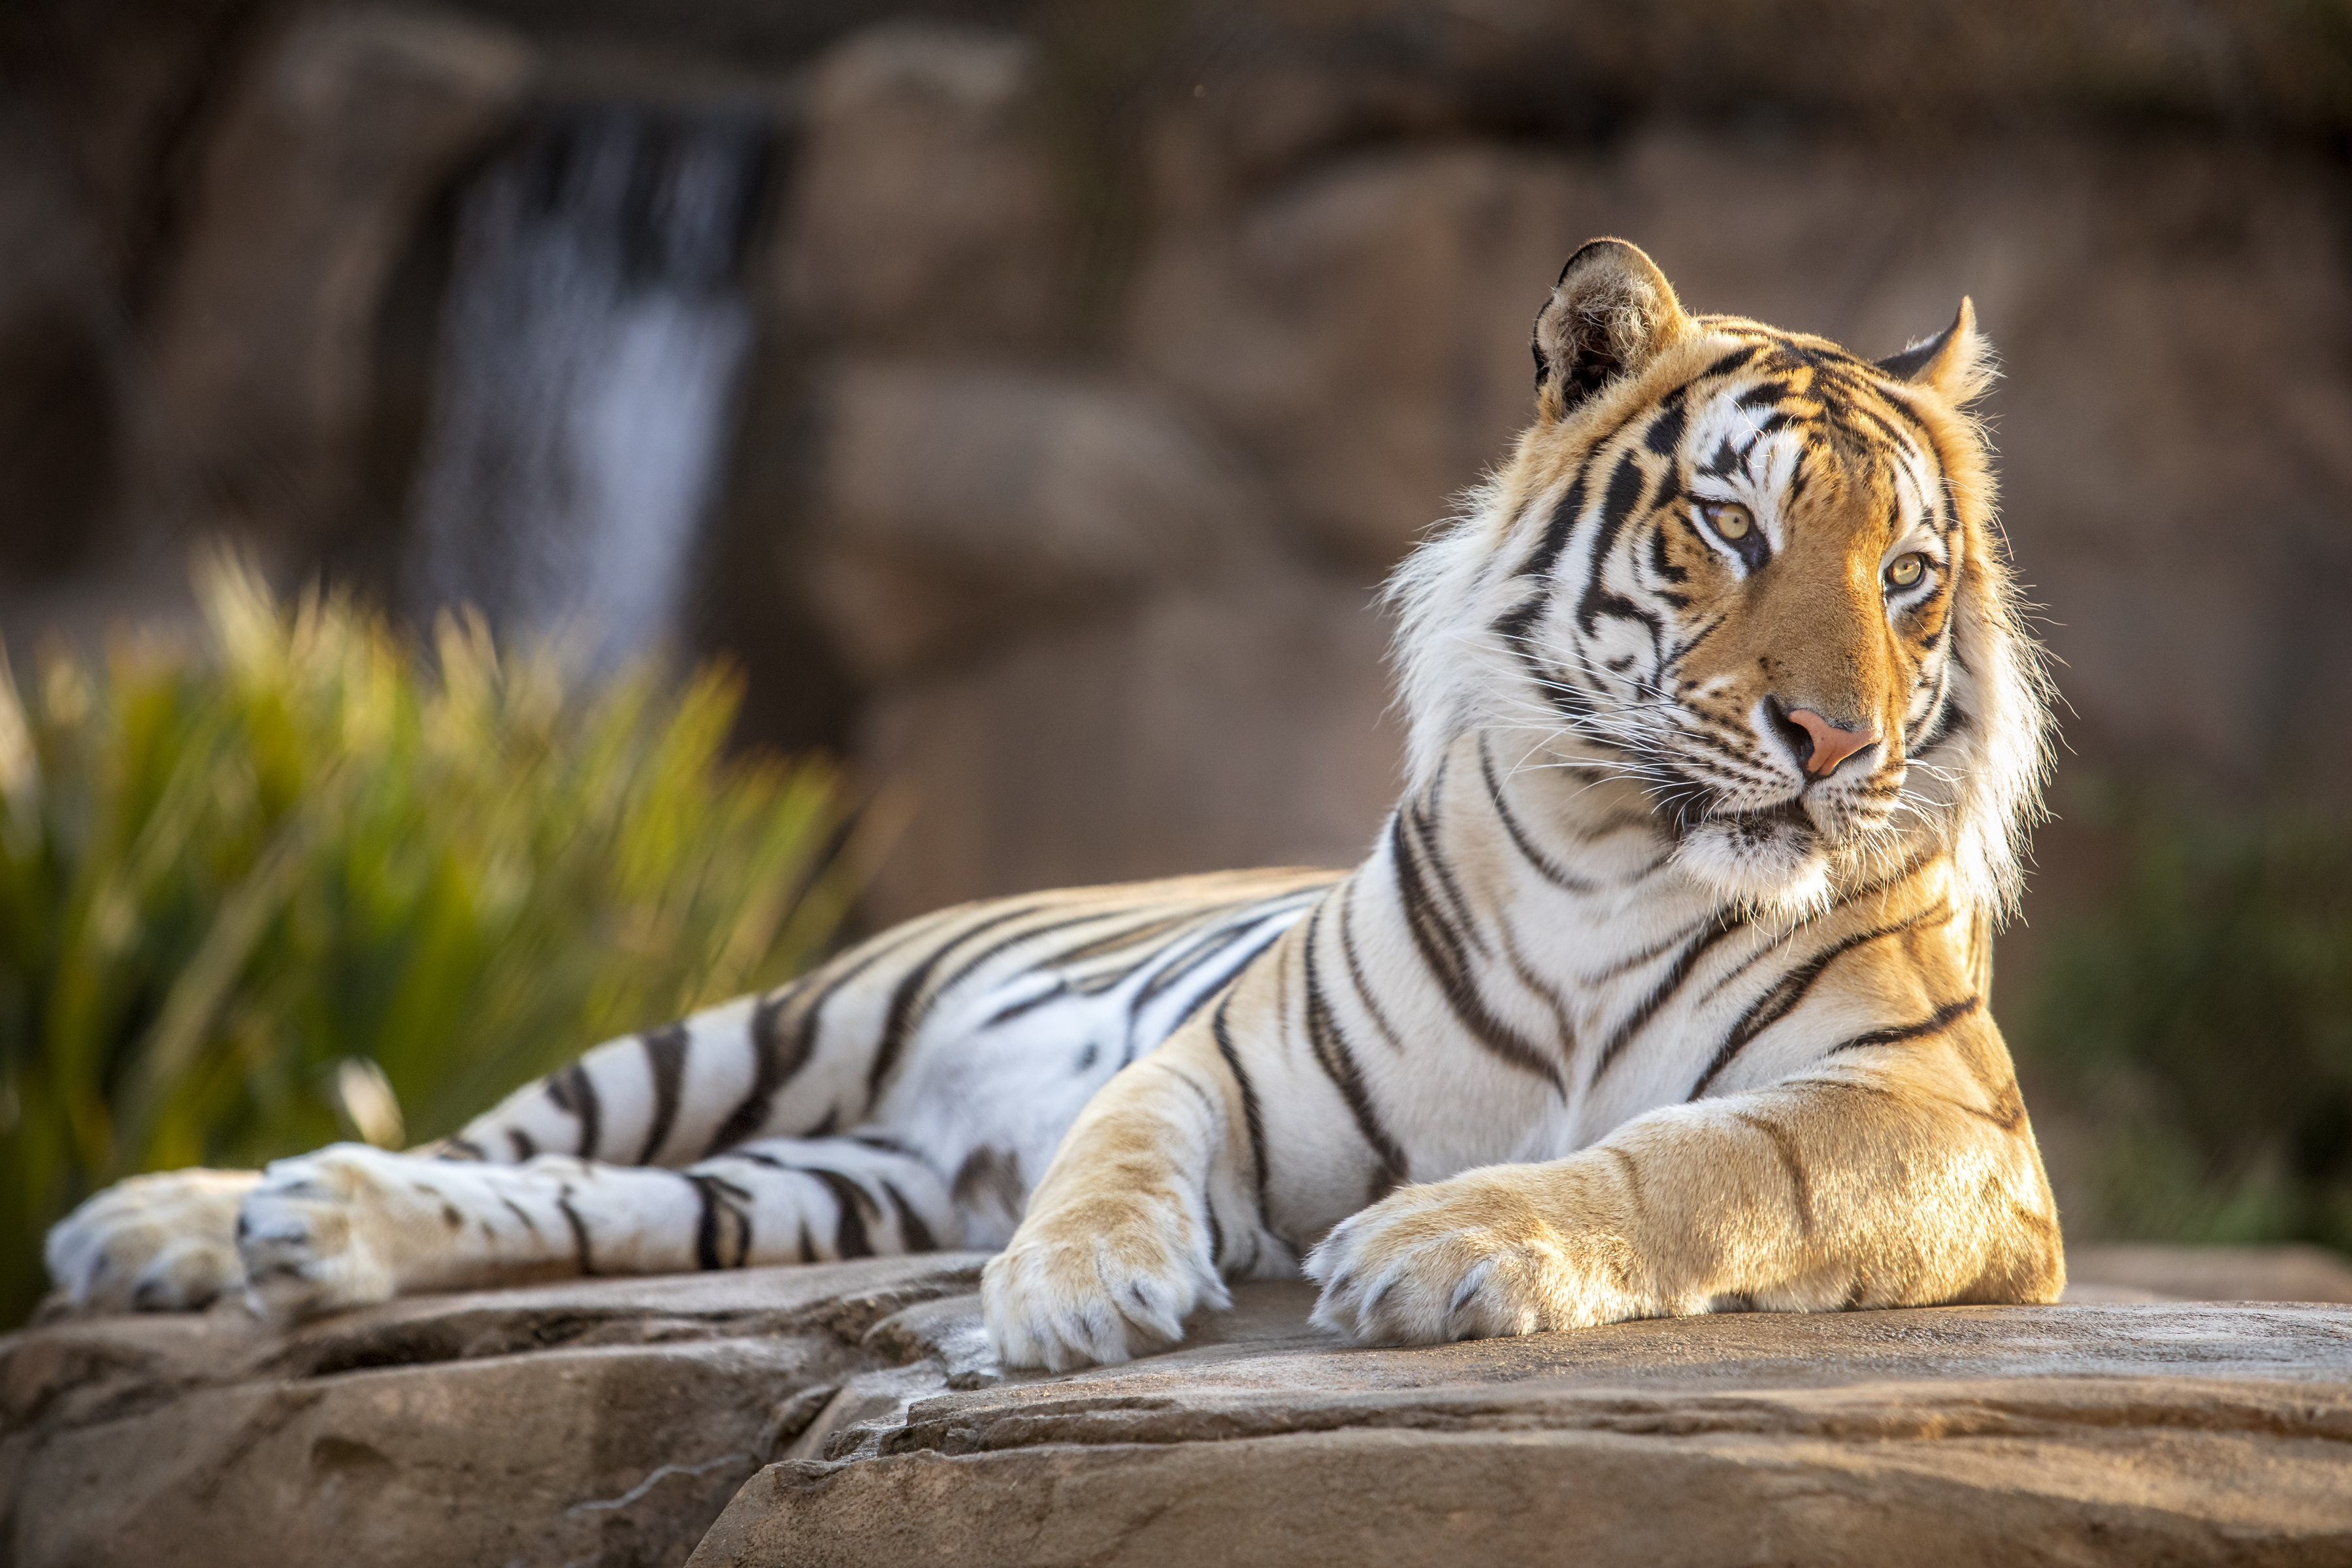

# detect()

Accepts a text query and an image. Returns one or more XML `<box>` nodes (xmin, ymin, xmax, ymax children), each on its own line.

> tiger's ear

<box><xmin>1876</xmin><ymin>298</ymin><xmax>1993</xmax><ymax>404</ymax></box>
<box><xmin>1532</xmin><ymin>238</ymin><xmax>1691</xmax><ymax>419</ymax></box>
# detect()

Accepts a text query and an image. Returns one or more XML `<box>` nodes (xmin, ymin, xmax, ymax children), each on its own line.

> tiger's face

<box><xmin>1392</xmin><ymin>240</ymin><xmax>2050</xmax><ymax>920</ymax></box>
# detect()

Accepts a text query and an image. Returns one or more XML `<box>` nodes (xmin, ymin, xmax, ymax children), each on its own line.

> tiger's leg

<box><xmin>981</xmin><ymin>1013</ymin><xmax>1267</xmax><ymax>1371</ymax></box>
<box><xmin>237</xmin><ymin>1134</ymin><xmax>957</xmax><ymax>1318</ymax></box>
<box><xmin>45</xmin><ymin>951</ymin><xmax>900</xmax><ymax>1313</ymax></box>
<box><xmin>1304</xmin><ymin>1044</ymin><xmax>2065</xmax><ymax>1344</ymax></box>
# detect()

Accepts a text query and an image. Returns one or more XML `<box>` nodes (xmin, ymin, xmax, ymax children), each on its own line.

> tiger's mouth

<box><xmin>1673</xmin><ymin>791</ymin><xmax>1837</xmax><ymax>915</ymax></box>
<box><xmin>1714</xmin><ymin>797</ymin><xmax>1812</xmax><ymax>833</ymax></box>
<box><xmin>1693</xmin><ymin>793</ymin><xmax>1821</xmax><ymax>849</ymax></box>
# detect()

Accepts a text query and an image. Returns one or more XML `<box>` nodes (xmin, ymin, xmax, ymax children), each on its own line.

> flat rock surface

<box><xmin>6</xmin><ymin>1247</ymin><xmax>2351</xmax><ymax>1567</ymax></box>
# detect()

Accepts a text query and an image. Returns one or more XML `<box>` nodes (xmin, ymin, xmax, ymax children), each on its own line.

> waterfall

<box><xmin>404</xmin><ymin>105</ymin><xmax>769</xmax><ymax>661</ymax></box>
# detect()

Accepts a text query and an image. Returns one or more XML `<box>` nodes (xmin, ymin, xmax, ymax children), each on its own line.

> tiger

<box><xmin>46</xmin><ymin>238</ymin><xmax>2063</xmax><ymax>1373</ymax></box>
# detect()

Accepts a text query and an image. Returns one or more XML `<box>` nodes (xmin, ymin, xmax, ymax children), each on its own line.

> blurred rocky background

<box><xmin>3</xmin><ymin>0</ymin><xmax>2349</xmax><ymax>1255</ymax></box>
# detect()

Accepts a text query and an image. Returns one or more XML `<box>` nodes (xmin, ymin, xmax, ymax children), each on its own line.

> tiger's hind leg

<box><xmin>237</xmin><ymin>1134</ymin><xmax>958</xmax><ymax>1319</ymax></box>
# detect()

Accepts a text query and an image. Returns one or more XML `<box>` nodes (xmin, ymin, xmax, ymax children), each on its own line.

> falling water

<box><xmin>404</xmin><ymin>105</ymin><xmax>769</xmax><ymax>660</ymax></box>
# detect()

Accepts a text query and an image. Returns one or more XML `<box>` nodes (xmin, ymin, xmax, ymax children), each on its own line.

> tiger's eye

<box><xmin>1886</xmin><ymin>553</ymin><xmax>1925</xmax><ymax>588</ymax></box>
<box><xmin>1709</xmin><ymin>503</ymin><xmax>1754</xmax><ymax>541</ymax></box>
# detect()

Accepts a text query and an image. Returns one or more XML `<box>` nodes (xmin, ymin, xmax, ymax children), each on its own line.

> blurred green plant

<box><xmin>0</xmin><ymin>555</ymin><xmax>866</xmax><ymax>1326</ymax></box>
<box><xmin>2019</xmin><ymin>787</ymin><xmax>2352</xmax><ymax>1252</ymax></box>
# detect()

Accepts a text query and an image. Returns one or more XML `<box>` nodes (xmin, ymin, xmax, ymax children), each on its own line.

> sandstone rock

<box><xmin>9</xmin><ymin>1253</ymin><xmax>2349</xmax><ymax>1565</ymax></box>
<box><xmin>139</xmin><ymin>6</ymin><xmax>532</xmax><ymax>546</ymax></box>
<box><xmin>776</xmin><ymin>25</ymin><xmax>1066</xmax><ymax>354</ymax></box>
<box><xmin>804</xmin><ymin>361</ymin><xmax>1272</xmax><ymax>684</ymax></box>
<box><xmin>1126</xmin><ymin>144</ymin><xmax>1586</xmax><ymax>571</ymax></box>
<box><xmin>0</xmin><ymin>1253</ymin><xmax>988</xmax><ymax>1568</ymax></box>
<box><xmin>854</xmin><ymin>564</ymin><xmax>1403</xmax><ymax>926</ymax></box>
<box><xmin>694</xmin><ymin>1284</ymin><xmax>2352</xmax><ymax>1568</ymax></box>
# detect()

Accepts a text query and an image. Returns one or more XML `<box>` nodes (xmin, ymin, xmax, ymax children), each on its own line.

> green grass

<box><xmin>2017</xmin><ymin>787</ymin><xmax>2352</xmax><ymax>1252</ymax></box>
<box><xmin>0</xmin><ymin>555</ymin><xmax>864</xmax><ymax>1326</ymax></box>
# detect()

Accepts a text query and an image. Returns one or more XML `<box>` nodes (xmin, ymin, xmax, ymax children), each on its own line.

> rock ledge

<box><xmin>6</xmin><ymin>1254</ymin><xmax>2351</xmax><ymax>1567</ymax></box>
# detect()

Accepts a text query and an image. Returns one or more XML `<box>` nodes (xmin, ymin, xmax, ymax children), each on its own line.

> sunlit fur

<box><xmin>1388</xmin><ymin>297</ymin><xmax>2050</xmax><ymax>927</ymax></box>
<box><xmin>49</xmin><ymin>242</ymin><xmax>2065</xmax><ymax>1380</ymax></box>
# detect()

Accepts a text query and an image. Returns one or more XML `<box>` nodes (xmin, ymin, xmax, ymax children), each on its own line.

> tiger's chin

<box><xmin>1674</xmin><ymin>814</ymin><xmax>1834</xmax><ymax>921</ymax></box>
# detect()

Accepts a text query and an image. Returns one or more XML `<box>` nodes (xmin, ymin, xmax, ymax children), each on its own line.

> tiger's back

<box><xmin>440</xmin><ymin>866</ymin><xmax>1342</xmax><ymax>1249</ymax></box>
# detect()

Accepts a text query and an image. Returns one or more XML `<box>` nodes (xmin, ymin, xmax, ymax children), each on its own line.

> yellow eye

<box><xmin>1886</xmin><ymin>553</ymin><xmax>1926</xmax><ymax>589</ymax></box>
<box><xmin>1708</xmin><ymin>503</ymin><xmax>1754</xmax><ymax>541</ymax></box>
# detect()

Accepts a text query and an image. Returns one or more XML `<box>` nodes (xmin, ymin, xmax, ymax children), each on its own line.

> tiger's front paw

<box><xmin>1304</xmin><ymin>1175</ymin><xmax>1642</xmax><ymax>1345</ymax></box>
<box><xmin>237</xmin><ymin>1144</ymin><xmax>430</xmax><ymax>1320</ymax></box>
<box><xmin>45</xmin><ymin>1168</ymin><xmax>261</xmax><ymax>1313</ymax></box>
<box><xmin>982</xmin><ymin>1193</ymin><xmax>1228</xmax><ymax>1372</ymax></box>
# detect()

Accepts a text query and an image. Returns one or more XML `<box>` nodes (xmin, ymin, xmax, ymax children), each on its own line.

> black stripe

<box><xmin>508</xmin><ymin>1128</ymin><xmax>537</xmax><ymax>1161</ymax></box>
<box><xmin>1299</xmin><ymin>907</ymin><xmax>1408</xmax><ymax>1185</ymax></box>
<box><xmin>1132</xmin><ymin>921</ymin><xmax>1255</xmax><ymax>1012</ymax></box>
<box><xmin>1387</xmin><ymin>809</ymin><xmax>1567</xmax><ymax>1094</ymax></box>
<box><xmin>1409</xmin><ymin>781</ymin><xmax>1490</xmax><ymax>961</ymax></box>
<box><xmin>1585</xmin><ymin>914</ymin><xmax>1713</xmax><ymax>985</ymax></box>
<box><xmin>849</xmin><ymin>1130</ymin><xmax>920</xmax><ymax>1157</ymax></box>
<box><xmin>638</xmin><ymin>1024</ymin><xmax>689</xmax><ymax>1166</ymax></box>
<box><xmin>1159</xmin><ymin>923</ymin><xmax>1290</xmax><ymax>1039</ymax></box>
<box><xmin>1731</xmin><ymin>1111</ymin><xmax>1814</xmax><ymax>1236</ymax></box>
<box><xmin>704</xmin><ymin>917</ymin><xmax>957</xmax><ymax>1158</ymax></box>
<box><xmin>804</xmin><ymin>1168</ymin><xmax>875</xmax><ymax>1258</ymax></box>
<box><xmin>983</xmin><ymin>980</ymin><xmax>1070</xmax><ymax>1030</ymax></box>
<box><xmin>1642</xmin><ymin>389</ymin><xmax>1688</xmax><ymax>457</ymax></box>
<box><xmin>498</xmin><ymin>1194</ymin><xmax>540</xmax><ymax>1237</ymax></box>
<box><xmin>436</xmin><ymin>1136</ymin><xmax>487</xmax><ymax>1161</ymax></box>
<box><xmin>1336</xmin><ymin>879</ymin><xmax>1409</xmax><ymax>1055</ymax></box>
<box><xmin>546</xmin><ymin>1065</ymin><xmax>601</xmax><ymax>1159</ymax></box>
<box><xmin>1211</xmin><ymin>996</ymin><xmax>1275</xmax><ymax>1237</ymax></box>
<box><xmin>878</xmin><ymin>1179</ymin><xmax>938</xmax><ymax>1252</ymax></box>
<box><xmin>1592</xmin><ymin>914</ymin><xmax>1750</xmax><ymax>1080</ymax></box>
<box><xmin>687</xmin><ymin>1172</ymin><xmax>725</xmax><ymax>1269</ymax></box>
<box><xmin>1688</xmin><ymin>907</ymin><xmax>1948</xmax><ymax>1100</ymax></box>
<box><xmin>920</xmin><ymin>905</ymin><xmax>1133</xmax><ymax>1016</ymax></box>
<box><xmin>1478</xmin><ymin>735</ymin><xmax>1598</xmax><ymax>893</ymax></box>
<box><xmin>704</xmin><ymin>990</ymin><xmax>799</xmax><ymax>1156</ymax></box>
<box><xmin>1575</xmin><ymin>451</ymin><xmax>1654</xmax><ymax>637</ymax></box>
<box><xmin>556</xmin><ymin>1185</ymin><xmax>595</xmax><ymax>1274</ymax></box>
<box><xmin>1045</xmin><ymin>908</ymin><xmax>1203</xmax><ymax>968</ymax></box>
<box><xmin>1515</xmin><ymin>455</ymin><xmax>1595</xmax><ymax>581</ymax></box>
<box><xmin>867</xmin><ymin>904</ymin><xmax>1054</xmax><ymax>1103</ymax></box>
<box><xmin>1827</xmin><ymin>994</ymin><xmax>1983</xmax><ymax>1054</ymax></box>
<box><xmin>735</xmin><ymin>1147</ymin><xmax>879</xmax><ymax>1260</ymax></box>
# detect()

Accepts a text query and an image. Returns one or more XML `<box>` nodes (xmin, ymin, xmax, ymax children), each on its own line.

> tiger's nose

<box><xmin>1783</xmin><ymin>707</ymin><xmax>1880</xmax><ymax>778</ymax></box>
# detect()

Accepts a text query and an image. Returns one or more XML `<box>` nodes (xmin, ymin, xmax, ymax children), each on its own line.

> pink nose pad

<box><xmin>1788</xmin><ymin>709</ymin><xmax>1880</xmax><ymax>777</ymax></box>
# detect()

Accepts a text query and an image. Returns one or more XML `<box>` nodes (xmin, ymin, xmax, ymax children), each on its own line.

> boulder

<box><xmin>853</xmin><ymin>563</ymin><xmax>1403</xmax><ymax>926</ymax></box>
<box><xmin>695</xmin><ymin>1288</ymin><xmax>2352</xmax><ymax>1568</ymax></box>
<box><xmin>137</xmin><ymin>6</ymin><xmax>532</xmax><ymax>546</ymax></box>
<box><xmin>775</xmin><ymin>25</ymin><xmax>1068</xmax><ymax>355</ymax></box>
<box><xmin>7</xmin><ymin>1247</ymin><xmax>2351</xmax><ymax>1567</ymax></box>
<box><xmin>0</xmin><ymin>1254</ymin><xmax>989</xmax><ymax>1568</ymax></box>
<box><xmin>803</xmin><ymin>361</ymin><xmax>1272</xmax><ymax>685</ymax></box>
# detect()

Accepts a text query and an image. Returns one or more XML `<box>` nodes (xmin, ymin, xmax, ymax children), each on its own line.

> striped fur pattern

<box><xmin>48</xmin><ymin>240</ymin><xmax>2063</xmax><ymax>1376</ymax></box>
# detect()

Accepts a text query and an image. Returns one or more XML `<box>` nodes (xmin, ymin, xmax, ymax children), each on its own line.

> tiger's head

<box><xmin>1391</xmin><ymin>238</ymin><xmax>2052</xmax><ymax>922</ymax></box>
